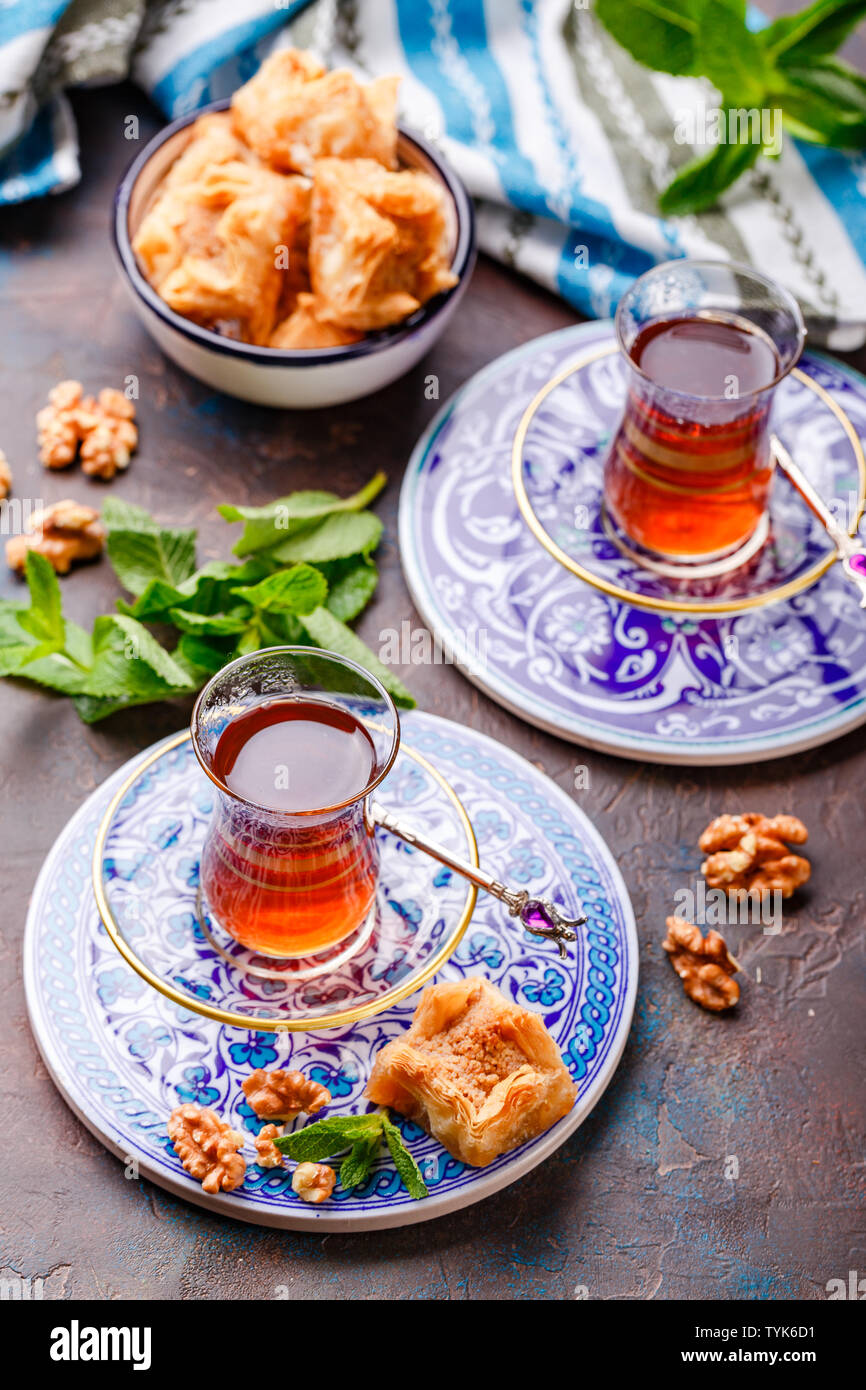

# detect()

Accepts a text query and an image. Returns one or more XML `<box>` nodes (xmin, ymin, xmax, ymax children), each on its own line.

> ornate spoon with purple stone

<box><xmin>772</xmin><ymin>436</ymin><xmax>866</xmax><ymax>606</ymax></box>
<box><xmin>370</xmin><ymin>800</ymin><xmax>585</xmax><ymax>959</ymax></box>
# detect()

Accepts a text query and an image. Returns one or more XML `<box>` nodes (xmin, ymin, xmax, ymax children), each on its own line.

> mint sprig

<box><xmin>274</xmin><ymin>1110</ymin><xmax>429</xmax><ymax>1200</ymax></box>
<box><xmin>595</xmin><ymin>0</ymin><xmax>866</xmax><ymax>213</ymax></box>
<box><xmin>0</xmin><ymin>474</ymin><xmax>414</xmax><ymax>721</ymax></box>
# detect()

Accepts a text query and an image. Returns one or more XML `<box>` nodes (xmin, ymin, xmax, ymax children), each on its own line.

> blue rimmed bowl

<box><xmin>113</xmin><ymin>100</ymin><xmax>476</xmax><ymax>410</ymax></box>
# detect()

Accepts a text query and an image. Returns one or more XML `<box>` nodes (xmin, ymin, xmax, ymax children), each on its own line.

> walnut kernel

<box><xmin>36</xmin><ymin>380</ymin><xmax>84</xmax><ymax>468</ymax></box>
<box><xmin>167</xmin><ymin>1103</ymin><xmax>246</xmax><ymax>1194</ymax></box>
<box><xmin>5</xmin><ymin>499</ymin><xmax>105</xmax><ymax>575</ymax></box>
<box><xmin>36</xmin><ymin>380</ymin><xmax>138</xmax><ymax>477</ymax></box>
<box><xmin>241</xmin><ymin>1068</ymin><xmax>331</xmax><ymax>1122</ymax></box>
<box><xmin>79</xmin><ymin>389</ymin><xmax>138</xmax><ymax>479</ymax></box>
<box><xmin>291</xmin><ymin>1161</ymin><xmax>336</xmax><ymax>1203</ymax></box>
<box><xmin>254</xmin><ymin>1123</ymin><xmax>285</xmax><ymax>1169</ymax></box>
<box><xmin>662</xmin><ymin>915</ymin><xmax>740</xmax><ymax>1013</ymax></box>
<box><xmin>699</xmin><ymin>813</ymin><xmax>809</xmax><ymax>899</ymax></box>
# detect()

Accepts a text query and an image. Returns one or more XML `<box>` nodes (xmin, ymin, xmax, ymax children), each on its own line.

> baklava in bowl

<box><xmin>113</xmin><ymin>50</ymin><xmax>475</xmax><ymax>408</ymax></box>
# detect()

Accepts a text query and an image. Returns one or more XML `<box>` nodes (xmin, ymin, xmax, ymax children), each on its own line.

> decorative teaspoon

<box><xmin>772</xmin><ymin>435</ymin><xmax>866</xmax><ymax>607</ymax></box>
<box><xmin>370</xmin><ymin>800</ymin><xmax>585</xmax><ymax>959</ymax></box>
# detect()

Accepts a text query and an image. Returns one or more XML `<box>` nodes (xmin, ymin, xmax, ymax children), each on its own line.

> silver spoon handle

<box><xmin>772</xmin><ymin>435</ymin><xmax>866</xmax><ymax>606</ymax></box>
<box><xmin>772</xmin><ymin>436</ymin><xmax>848</xmax><ymax>543</ymax></box>
<box><xmin>369</xmin><ymin>799</ymin><xmax>526</xmax><ymax>914</ymax></box>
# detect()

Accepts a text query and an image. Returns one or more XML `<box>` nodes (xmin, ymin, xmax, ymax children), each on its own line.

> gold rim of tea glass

<box><xmin>511</xmin><ymin>343</ymin><xmax>866</xmax><ymax>616</ymax></box>
<box><xmin>92</xmin><ymin>729</ymin><xmax>479</xmax><ymax>1032</ymax></box>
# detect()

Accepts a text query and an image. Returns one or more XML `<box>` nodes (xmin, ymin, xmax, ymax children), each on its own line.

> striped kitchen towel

<box><xmin>2</xmin><ymin>0</ymin><xmax>866</xmax><ymax>348</ymax></box>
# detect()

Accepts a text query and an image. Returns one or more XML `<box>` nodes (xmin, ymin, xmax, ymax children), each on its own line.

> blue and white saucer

<box><xmin>399</xmin><ymin>322</ymin><xmax>866</xmax><ymax>764</ymax></box>
<box><xmin>24</xmin><ymin>712</ymin><xmax>637</xmax><ymax>1231</ymax></box>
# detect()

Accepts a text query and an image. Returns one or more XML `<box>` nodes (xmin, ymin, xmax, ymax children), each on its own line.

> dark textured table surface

<box><xmin>2</xmin><ymin>47</ymin><xmax>865</xmax><ymax>1301</ymax></box>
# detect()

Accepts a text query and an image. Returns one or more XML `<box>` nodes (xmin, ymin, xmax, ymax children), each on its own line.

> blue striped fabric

<box><xmin>1</xmin><ymin>0</ymin><xmax>865</xmax><ymax>345</ymax></box>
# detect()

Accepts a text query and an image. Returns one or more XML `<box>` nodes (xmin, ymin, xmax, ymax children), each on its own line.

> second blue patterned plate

<box><xmin>24</xmin><ymin>712</ymin><xmax>636</xmax><ymax>1231</ymax></box>
<box><xmin>399</xmin><ymin>322</ymin><xmax>866</xmax><ymax>764</ymax></box>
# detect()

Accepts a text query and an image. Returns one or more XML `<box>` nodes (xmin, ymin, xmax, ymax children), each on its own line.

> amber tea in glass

<box><xmin>604</xmin><ymin>260</ymin><xmax>806</xmax><ymax>565</ymax></box>
<box><xmin>191</xmin><ymin>647</ymin><xmax>399</xmax><ymax>958</ymax></box>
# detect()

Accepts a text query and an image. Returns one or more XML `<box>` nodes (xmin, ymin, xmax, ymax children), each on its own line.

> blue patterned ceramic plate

<box><xmin>24</xmin><ymin>712</ymin><xmax>637</xmax><ymax>1231</ymax></box>
<box><xmin>400</xmin><ymin>322</ymin><xmax>866</xmax><ymax>764</ymax></box>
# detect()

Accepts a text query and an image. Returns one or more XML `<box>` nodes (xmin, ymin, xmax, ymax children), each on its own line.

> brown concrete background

<box><xmin>0</xmin><ymin>5</ymin><xmax>864</xmax><ymax>1299</ymax></box>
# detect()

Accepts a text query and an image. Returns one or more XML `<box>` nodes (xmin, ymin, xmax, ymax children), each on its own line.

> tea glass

<box><xmin>603</xmin><ymin>259</ymin><xmax>806</xmax><ymax>566</ymax></box>
<box><xmin>190</xmin><ymin>646</ymin><xmax>400</xmax><ymax>959</ymax></box>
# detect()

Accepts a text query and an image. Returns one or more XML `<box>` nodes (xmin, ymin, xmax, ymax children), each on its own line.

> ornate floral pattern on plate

<box><xmin>399</xmin><ymin>322</ymin><xmax>866</xmax><ymax>764</ymax></box>
<box><xmin>24</xmin><ymin>712</ymin><xmax>637</xmax><ymax>1231</ymax></box>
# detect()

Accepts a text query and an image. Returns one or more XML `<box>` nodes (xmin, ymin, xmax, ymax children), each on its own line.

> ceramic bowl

<box><xmin>113</xmin><ymin>100</ymin><xmax>476</xmax><ymax>409</ymax></box>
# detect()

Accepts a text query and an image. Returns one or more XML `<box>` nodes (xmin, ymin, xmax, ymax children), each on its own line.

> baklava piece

<box><xmin>366</xmin><ymin>976</ymin><xmax>577</xmax><ymax>1168</ymax></box>
<box><xmin>132</xmin><ymin>113</ymin><xmax>257</xmax><ymax>289</ymax></box>
<box><xmin>309</xmin><ymin>158</ymin><xmax>457</xmax><ymax>332</ymax></box>
<box><xmin>133</xmin><ymin>126</ymin><xmax>309</xmax><ymax>344</ymax></box>
<box><xmin>270</xmin><ymin>293</ymin><xmax>364</xmax><ymax>349</ymax></box>
<box><xmin>231</xmin><ymin>48</ymin><xmax>399</xmax><ymax>176</ymax></box>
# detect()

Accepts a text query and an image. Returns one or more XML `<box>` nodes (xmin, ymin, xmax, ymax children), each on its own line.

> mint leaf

<box><xmin>595</xmin><ymin>0</ymin><xmax>702</xmax><ymax>77</ymax></box>
<box><xmin>268</xmin><ymin>511</ymin><xmax>383</xmax><ymax>566</ymax></box>
<box><xmin>103</xmin><ymin>499</ymin><xmax>197</xmax><ymax>596</ymax></box>
<box><xmin>0</xmin><ymin>602</ymin><xmax>36</xmax><ymax>676</ymax></box>
<box><xmin>297</xmin><ymin>606</ymin><xmax>415</xmax><ymax>707</ymax></box>
<box><xmin>381</xmin><ymin>1115</ymin><xmax>428</xmax><ymax>1200</ymax></box>
<box><xmin>658</xmin><ymin>134</ymin><xmax>762</xmax><ymax>214</ymax></box>
<box><xmin>759</xmin><ymin>0</ymin><xmax>866</xmax><ymax>65</ymax></box>
<box><xmin>272</xmin><ymin>1110</ymin><xmax>427</xmax><ymax>1200</ymax></box>
<box><xmin>219</xmin><ymin>472</ymin><xmax>386</xmax><ymax>556</ymax></box>
<box><xmin>274</xmin><ymin>1114</ymin><xmax>383</xmax><ymax>1163</ymax></box>
<box><xmin>174</xmin><ymin>633</ymin><xmax>238</xmax><ymax>676</ymax></box>
<box><xmin>13</xmin><ymin>619</ymin><xmax>94</xmax><ymax>692</ymax></box>
<box><xmin>168</xmin><ymin>607</ymin><xmax>251</xmax><ymax>636</ymax></box>
<box><xmin>119</xmin><ymin>558</ymin><xmax>271</xmax><ymax>623</ymax></box>
<box><xmin>16</xmin><ymin>552</ymin><xmax>65</xmax><ymax>651</ymax></box>
<box><xmin>84</xmin><ymin>615</ymin><xmax>197</xmax><ymax>699</ymax></box>
<box><xmin>237</xmin><ymin>563</ymin><xmax>328</xmax><ymax>616</ymax></box>
<box><xmin>776</xmin><ymin>60</ymin><xmax>866</xmax><ymax>145</ymax></box>
<box><xmin>695</xmin><ymin>1</ymin><xmax>770</xmax><ymax>107</ymax></box>
<box><xmin>320</xmin><ymin>557</ymin><xmax>379</xmax><ymax>623</ymax></box>
<box><xmin>339</xmin><ymin>1134</ymin><xmax>381</xmax><ymax>1191</ymax></box>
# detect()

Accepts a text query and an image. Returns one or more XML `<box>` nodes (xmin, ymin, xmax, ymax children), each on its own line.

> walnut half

<box><xmin>291</xmin><ymin>1161</ymin><xmax>336</xmax><ymax>1204</ymax></box>
<box><xmin>79</xmin><ymin>389</ymin><xmax>138</xmax><ymax>480</ymax></box>
<box><xmin>663</xmin><ymin>916</ymin><xmax>740</xmax><ymax>1013</ymax></box>
<box><xmin>253</xmin><ymin>1123</ymin><xmax>285</xmax><ymax>1169</ymax></box>
<box><xmin>699</xmin><ymin>812</ymin><xmax>810</xmax><ymax>899</ymax></box>
<box><xmin>167</xmin><ymin>1103</ymin><xmax>246</xmax><ymax>1194</ymax></box>
<box><xmin>36</xmin><ymin>380</ymin><xmax>138</xmax><ymax>478</ymax></box>
<box><xmin>241</xmin><ymin>1068</ymin><xmax>331</xmax><ymax>1122</ymax></box>
<box><xmin>5</xmin><ymin>499</ymin><xmax>105</xmax><ymax>575</ymax></box>
<box><xmin>36</xmin><ymin>380</ymin><xmax>84</xmax><ymax>468</ymax></box>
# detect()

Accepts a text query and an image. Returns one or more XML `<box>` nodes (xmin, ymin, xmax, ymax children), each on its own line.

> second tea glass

<box><xmin>603</xmin><ymin>260</ymin><xmax>806</xmax><ymax>566</ymax></box>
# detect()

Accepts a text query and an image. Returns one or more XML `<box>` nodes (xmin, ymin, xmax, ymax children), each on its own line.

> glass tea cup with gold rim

<box><xmin>190</xmin><ymin>646</ymin><xmax>399</xmax><ymax>960</ymax></box>
<box><xmin>603</xmin><ymin>259</ymin><xmax>806</xmax><ymax>569</ymax></box>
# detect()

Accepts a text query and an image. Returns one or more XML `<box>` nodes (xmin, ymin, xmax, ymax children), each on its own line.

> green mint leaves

<box><xmin>273</xmin><ymin>1109</ymin><xmax>428</xmax><ymax>1200</ymax></box>
<box><xmin>218</xmin><ymin>471</ymin><xmax>386</xmax><ymax>556</ymax></box>
<box><xmin>0</xmin><ymin>473</ymin><xmax>414</xmax><ymax>722</ymax></box>
<box><xmin>103</xmin><ymin>498</ymin><xmax>197</xmax><ymax>596</ymax></box>
<box><xmin>594</xmin><ymin>0</ymin><xmax>701</xmax><ymax>78</ymax></box>
<box><xmin>595</xmin><ymin>0</ymin><xmax>866</xmax><ymax>213</ymax></box>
